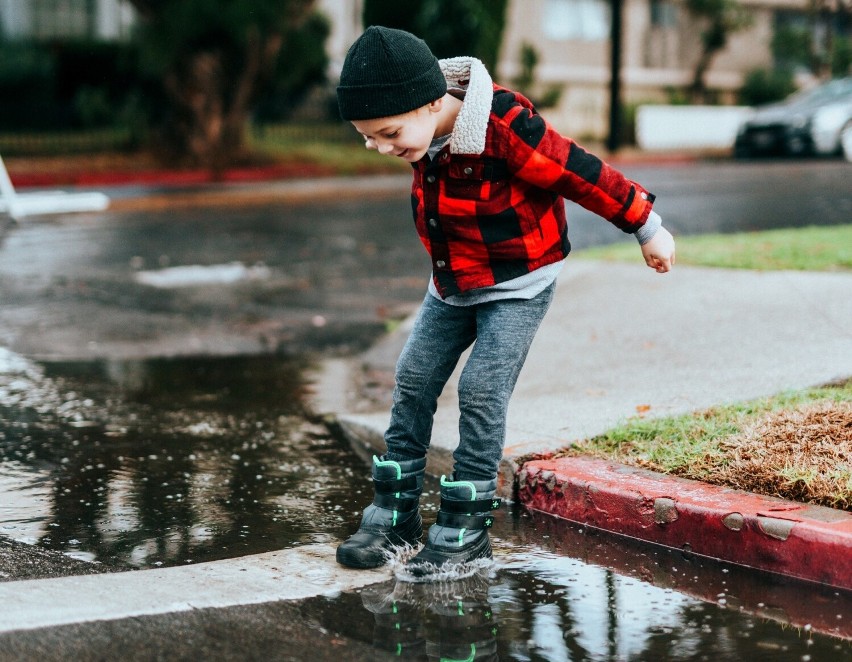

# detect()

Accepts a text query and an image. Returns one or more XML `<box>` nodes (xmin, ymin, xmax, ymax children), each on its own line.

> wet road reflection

<box><xmin>1</xmin><ymin>350</ymin><xmax>851</xmax><ymax>658</ymax></box>
<box><xmin>308</xmin><ymin>548</ymin><xmax>851</xmax><ymax>660</ymax></box>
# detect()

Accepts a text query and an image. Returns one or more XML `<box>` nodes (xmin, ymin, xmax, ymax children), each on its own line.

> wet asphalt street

<box><xmin>0</xmin><ymin>158</ymin><xmax>849</xmax><ymax>362</ymax></box>
<box><xmin>0</xmin><ymin>158</ymin><xmax>851</xmax><ymax>659</ymax></box>
<box><xmin>0</xmin><ymin>191</ymin><xmax>426</xmax><ymax>361</ymax></box>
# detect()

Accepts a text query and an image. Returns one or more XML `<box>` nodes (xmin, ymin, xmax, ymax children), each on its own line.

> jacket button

<box><xmin>436</xmin><ymin>260</ymin><xmax>446</xmax><ymax>268</ymax></box>
<box><xmin>463</xmin><ymin>167</ymin><xmax>473</xmax><ymax>175</ymax></box>
<box><xmin>428</xmin><ymin>218</ymin><xmax>438</xmax><ymax>227</ymax></box>
<box><xmin>426</xmin><ymin>175</ymin><xmax>436</xmax><ymax>184</ymax></box>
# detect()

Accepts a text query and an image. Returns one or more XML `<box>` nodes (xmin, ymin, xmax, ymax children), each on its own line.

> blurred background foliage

<box><xmin>0</xmin><ymin>0</ymin><xmax>849</xmax><ymax>166</ymax></box>
<box><xmin>126</xmin><ymin>0</ymin><xmax>326</xmax><ymax>167</ymax></box>
<box><xmin>363</xmin><ymin>0</ymin><xmax>508</xmax><ymax>74</ymax></box>
<box><xmin>0</xmin><ymin>0</ymin><xmax>329</xmax><ymax>166</ymax></box>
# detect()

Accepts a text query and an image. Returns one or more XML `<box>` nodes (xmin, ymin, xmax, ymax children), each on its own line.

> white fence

<box><xmin>636</xmin><ymin>105</ymin><xmax>753</xmax><ymax>151</ymax></box>
<box><xmin>0</xmin><ymin>155</ymin><xmax>109</xmax><ymax>221</ymax></box>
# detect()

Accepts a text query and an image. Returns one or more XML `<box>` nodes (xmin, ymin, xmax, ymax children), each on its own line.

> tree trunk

<box><xmin>159</xmin><ymin>31</ymin><xmax>282</xmax><ymax>171</ymax></box>
<box><xmin>689</xmin><ymin>48</ymin><xmax>716</xmax><ymax>104</ymax></box>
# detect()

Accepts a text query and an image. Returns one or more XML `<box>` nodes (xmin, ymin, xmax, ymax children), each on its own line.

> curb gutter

<box><xmin>524</xmin><ymin>509</ymin><xmax>851</xmax><ymax>641</ymax></box>
<box><xmin>518</xmin><ymin>456</ymin><xmax>852</xmax><ymax>592</ymax></box>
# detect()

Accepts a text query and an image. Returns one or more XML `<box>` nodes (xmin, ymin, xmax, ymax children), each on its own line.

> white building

<box><xmin>0</xmin><ymin>0</ymin><xmax>135</xmax><ymax>41</ymax></box>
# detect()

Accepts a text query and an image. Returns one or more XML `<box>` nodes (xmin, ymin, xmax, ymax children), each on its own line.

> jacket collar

<box><xmin>439</xmin><ymin>57</ymin><xmax>493</xmax><ymax>155</ymax></box>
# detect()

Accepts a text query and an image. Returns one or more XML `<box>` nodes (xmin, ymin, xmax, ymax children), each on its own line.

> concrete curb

<box><xmin>518</xmin><ymin>456</ymin><xmax>852</xmax><ymax>592</ymax></box>
<box><xmin>0</xmin><ymin>543</ymin><xmax>385</xmax><ymax>634</ymax></box>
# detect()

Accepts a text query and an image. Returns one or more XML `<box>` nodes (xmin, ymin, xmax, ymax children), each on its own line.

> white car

<box><xmin>734</xmin><ymin>77</ymin><xmax>852</xmax><ymax>159</ymax></box>
<box><xmin>842</xmin><ymin>119</ymin><xmax>852</xmax><ymax>162</ymax></box>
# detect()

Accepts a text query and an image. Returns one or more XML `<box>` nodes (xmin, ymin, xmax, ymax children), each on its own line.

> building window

<box><xmin>543</xmin><ymin>0</ymin><xmax>610</xmax><ymax>42</ymax></box>
<box><xmin>31</xmin><ymin>0</ymin><xmax>93</xmax><ymax>39</ymax></box>
<box><xmin>650</xmin><ymin>0</ymin><xmax>678</xmax><ymax>28</ymax></box>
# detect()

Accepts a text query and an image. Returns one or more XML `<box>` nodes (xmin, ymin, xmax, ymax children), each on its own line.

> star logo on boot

<box><xmin>484</xmin><ymin>517</ymin><xmax>493</xmax><ymax>527</ymax></box>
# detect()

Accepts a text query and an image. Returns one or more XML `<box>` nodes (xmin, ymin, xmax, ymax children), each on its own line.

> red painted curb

<box><xmin>8</xmin><ymin>164</ymin><xmax>336</xmax><ymax>189</ymax></box>
<box><xmin>518</xmin><ymin>456</ymin><xmax>852</xmax><ymax>592</ymax></box>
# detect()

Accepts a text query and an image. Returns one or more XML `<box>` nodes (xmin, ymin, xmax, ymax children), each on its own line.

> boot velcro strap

<box><xmin>440</xmin><ymin>497</ymin><xmax>501</xmax><ymax>514</ymax></box>
<box><xmin>436</xmin><ymin>511</ymin><xmax>495</xmax><ymax>529</ymax></box>
<box><xmin>373</xmin><ymin>493</ymin><xmax>418</xmax><ymax>512</ymax></box>
<box><xmin>373</xmin><ymin>475</ymin><xmax>419</xmax><ymax>494</ymax></box>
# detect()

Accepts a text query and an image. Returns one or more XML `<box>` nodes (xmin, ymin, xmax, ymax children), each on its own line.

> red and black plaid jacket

<box><xmin>412</xmin><ymin>60</ymin><xmax>655</xmax><ymax>298</ymax></box>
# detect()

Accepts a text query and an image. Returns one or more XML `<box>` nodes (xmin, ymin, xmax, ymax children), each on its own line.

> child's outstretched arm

<box><xmin>640</xmin><ymin>225</ymin><xmax>676</xmax><ymax>273</ymax></box>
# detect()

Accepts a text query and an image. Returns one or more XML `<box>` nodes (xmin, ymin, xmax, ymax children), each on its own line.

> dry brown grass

<box><xmin>564</xmin><ymin>386</ymin><xmax>852</xmax><ymax>510</ymax></box>
<box><xmin>713</xmin><ymin>401</ymin><xmax>852</xmax><ymax>509</ymax></box>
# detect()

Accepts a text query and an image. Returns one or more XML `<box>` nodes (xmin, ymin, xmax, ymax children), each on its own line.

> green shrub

<box><xmin>739</xmin><ymin>68</ymin><xmax>796</xmax><ymax>106</ymax></box>
<box><xmin>0</xmin><ymin>38</ymin><xmax>142</xmax><ymax>131</ymax></box>
<box><xmin>0</xmin><ymin>40</ymin><xmax>55</xmax><ymax>129</ymax></box>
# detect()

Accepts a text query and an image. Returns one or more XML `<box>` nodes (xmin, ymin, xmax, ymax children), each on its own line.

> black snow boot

<box><xmin>336</xmin><ymin>455</ymin><xmax>426</xmax><ymax>569</ymax></box>
<box><xmin>404</xmin><ymin>475</ymin><xmax>500</xmax><ymax>579</ymax></box>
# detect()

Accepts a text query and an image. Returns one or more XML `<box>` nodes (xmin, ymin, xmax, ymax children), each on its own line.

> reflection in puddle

<box><xmin>1</xmin><ymin>350</ymin><xmax>851</xmax><ymax>657</ymax></box>
<box><xmin>0</xmin><ymin>352</ymin><xmax>375</xmax><ymax>568</ymax></box>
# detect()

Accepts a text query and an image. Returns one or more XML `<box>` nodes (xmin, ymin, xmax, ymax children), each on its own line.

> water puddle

<box><xmin>306</xmin><ymin>553</ymin><xmax>850</xmax><ymax>660</ymax></box>
<box><xmin>1</xmin><ymin>350</ymin><xmax>850</xmax><ymax>658</ymax></box>
<box><xmin>0</xmin><ymin>351</ymin><xmax>372</xmax><ymax>567</ymax></box>
<box><xmin>133</xmin><ymin>262</ymin><xmax>272</xmax><ymax>288</ymax></box>
<box><xmin>307</xmin><ymin>512</ymin><xmax>852</xmax><ymax>659</ymax></box>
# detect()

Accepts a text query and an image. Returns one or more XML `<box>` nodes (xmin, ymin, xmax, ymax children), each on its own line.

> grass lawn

<box><xmin>570</xmin><ymin>224</ymin><xmax>852</xmax><ymax>509</ymax></box>
<box><xmin>577</xmin><ymin>224</ymin><xmax>852</xmax><ymax>272</ymax></box>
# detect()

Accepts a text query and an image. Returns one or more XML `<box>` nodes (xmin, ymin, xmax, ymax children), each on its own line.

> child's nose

<box><xmin>377</xmin><ymin>142</ymin><xmax>395</xmax><ymax>155</ymax></box>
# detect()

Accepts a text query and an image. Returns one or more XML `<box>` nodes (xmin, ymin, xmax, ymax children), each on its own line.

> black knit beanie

<box><xmin>337</xmin><ymin>26</ymin><xmax>447</xmax><ymax>121</ymax></box>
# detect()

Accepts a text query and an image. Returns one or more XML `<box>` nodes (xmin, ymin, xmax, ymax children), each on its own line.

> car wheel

<box><xmin>841</xmin><ymin>120</ymin><xmax>852</xmax><ymax>162</ymax></box>
<box><xmin>733</xmin><ymin>143</ymin><xmax>752</xmax><ymax>159</ymax></box>
<box><xmin>785</xmin><ymin>135</ymin><xmax>807</xmax><ymax>156</ymax></box>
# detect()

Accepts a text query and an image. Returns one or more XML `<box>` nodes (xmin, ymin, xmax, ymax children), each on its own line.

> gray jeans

<box><xmin>384</xmin><ymin>282</ymin><xmax>556</xmax><ymax>481</ymax></box>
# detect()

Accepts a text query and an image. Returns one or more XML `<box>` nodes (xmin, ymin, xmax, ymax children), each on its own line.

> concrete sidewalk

<box><xmin>309</xmin><ymin>259</ymin><xmax>852</xmax><ymax>588</ymax></box>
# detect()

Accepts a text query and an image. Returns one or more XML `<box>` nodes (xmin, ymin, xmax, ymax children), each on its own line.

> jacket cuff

<box><xmin>634</xmin><ymin>210</ymin><xmax>662</xmax><ymax>246</ymax></box>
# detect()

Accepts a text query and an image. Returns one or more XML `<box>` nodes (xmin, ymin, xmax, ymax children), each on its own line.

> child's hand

<box><xmin>641</xmin><ymin>227</ymin><xmax>676</xmax><ymax>273</ymax></box>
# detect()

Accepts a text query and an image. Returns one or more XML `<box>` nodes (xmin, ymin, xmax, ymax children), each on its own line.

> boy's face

<box><xmin>351</xmin><ymin>100</ymin><xmax>442</xmax><ymax>163</ymax></box>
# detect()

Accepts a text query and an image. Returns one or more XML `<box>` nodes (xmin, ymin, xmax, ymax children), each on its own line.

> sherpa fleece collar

<box><xmin>439</xmin><ymin>57</ymin><xmax>493</xmax><ymax>155</ymax></box>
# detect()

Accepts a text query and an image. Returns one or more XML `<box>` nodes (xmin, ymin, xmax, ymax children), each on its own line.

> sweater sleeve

<box><xmin>635</xmin><ymin>210</ymin><xmax>662</xmax><ymax>245</ymax></box>
<box><xmin>496</xmin><ymin>97</ymin><xmax>655</xmax><ymax>233</ymax></box>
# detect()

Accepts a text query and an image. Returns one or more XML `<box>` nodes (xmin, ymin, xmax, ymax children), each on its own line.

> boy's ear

<box><xmin>428</xmin><ymin>97</ymin><xmax>444</xmax><ymax>113</ymax></box>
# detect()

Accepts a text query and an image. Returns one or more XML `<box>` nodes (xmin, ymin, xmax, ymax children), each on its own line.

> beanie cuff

<box><xmin>338</xmin><ymin>69</ymin><xmax>447</xmax><ymax>121</ymax></box>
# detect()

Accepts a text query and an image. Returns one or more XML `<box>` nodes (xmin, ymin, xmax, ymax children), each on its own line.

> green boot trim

<box><xmin>440</xmin><ymin>475</ymin><xmax>476</xmax><ymax>546</ymax></box>
<box><xmin>374</xmin><ymin>455</ymin><xmax>402</xmax><ymax>526</ymax></box>
<box><xmin>440</xmin><ymin>475</ymin><xmax>477</xmax><ymax>500</ymax></box>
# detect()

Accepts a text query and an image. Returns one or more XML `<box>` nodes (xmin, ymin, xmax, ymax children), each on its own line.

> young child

<box><xmin>335</xmin><ymin>26</ymin><xmax>675</xmax><ymax>579</ymax></box>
